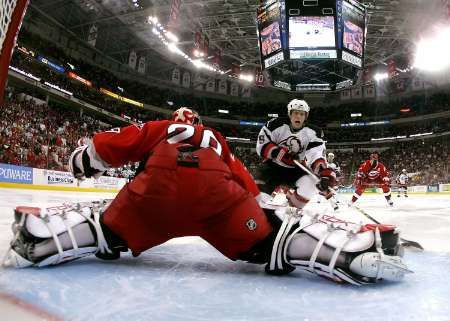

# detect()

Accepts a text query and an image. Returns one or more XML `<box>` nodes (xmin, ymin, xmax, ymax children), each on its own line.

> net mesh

<box><xmin>0</xmin><ymin>0</ymin><xmax>18</xmax><ymax>54</ymax></box>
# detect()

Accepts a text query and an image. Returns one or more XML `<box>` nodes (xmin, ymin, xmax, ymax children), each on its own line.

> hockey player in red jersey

<box><xmin>350</xmin><ymin>151</ymin><xmax>393</xmax><ymax>206</ymax></box>
<box><xmin>3</xmin><ymin>108</ymin><xmax>412</xmax><ymax>285</ymax></box>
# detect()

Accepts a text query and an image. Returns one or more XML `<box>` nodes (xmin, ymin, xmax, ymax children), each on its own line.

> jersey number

<box><xmin>167</xmin><ymin>124</ymin><xmax>222</xmax><ymax>156</ymax></box>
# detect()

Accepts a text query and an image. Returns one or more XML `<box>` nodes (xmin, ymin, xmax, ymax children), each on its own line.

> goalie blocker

<box><xmin>3</xmin><ymin>201</ymin><xmax>411</xmax><ymax>285</ymax></box>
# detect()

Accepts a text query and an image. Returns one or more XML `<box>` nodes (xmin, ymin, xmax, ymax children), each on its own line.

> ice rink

<box><xmin>0</xmin><ymin>187</ymin><xmax>449</xmax><ymax>321</ymax></box>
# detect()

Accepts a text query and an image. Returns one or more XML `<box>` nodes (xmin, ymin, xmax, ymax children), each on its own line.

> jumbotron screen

<box><xmin>288</xmin><ymin>16</ymin><xmax>335</xmax><ymax>48</ymax></box>
<box><xmin>342</xmin><ymin>0</ymin><xmax>365</xmax><ymax>56</ymax></box>
<box><xmin>257</xmin><ymin>3</ymin><xmax>282</xmax><ymax>58</ymax></box>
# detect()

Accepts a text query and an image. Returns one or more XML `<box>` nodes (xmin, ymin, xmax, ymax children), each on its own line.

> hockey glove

<box><xmin>68</xmin><ymin>145</ymin><xmax>106</xmax><ymax>179</ymax></box>
<box><xmin>316</xmin><ymin>168</ymin><xmax>337</xmax><ymax>192</ymax></box>
<box><xmin>382</xmin><ymin>176</ymin><xmax>390</xmax><ymax>184</ymax></box>
<box><xmin>272</xmin><ymin>146</ymin><xmax>295</xmax><ymax>167</ymax></box>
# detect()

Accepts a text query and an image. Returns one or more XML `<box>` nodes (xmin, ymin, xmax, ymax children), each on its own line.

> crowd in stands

<box><xmin>11</xmin><ymin>28</ymin><xmax>450</xmax><ymax>127</ymax></box>
<box><xmin>0</xmin><ymin>94</ymin><xmax>448</xmax><ymax>186</ymax></box>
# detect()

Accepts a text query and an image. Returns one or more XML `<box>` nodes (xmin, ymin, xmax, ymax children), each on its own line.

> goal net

<box><xmin>0</xmin><ymin>0</ymin><xmax>29</xmax><ymax>105</ymax></box>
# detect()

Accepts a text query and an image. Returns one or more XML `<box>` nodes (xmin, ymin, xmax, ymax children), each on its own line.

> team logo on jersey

<box><xmin>258</xmin><ymin>134</ymin><xmax>265</xmax><ymax>144</ymax></box>
<box><xmin>280</xmin><ymin>136</ymin><xmax>303</xmax><ymax>154</ymax></box>
<box><xmin>368</xmin><ymin>170</ymin><xmax>380</xmax><ymax>179</ymax></box>
<box><xmin>246</xmin><ymin>218</ymin><xmax>257</xmax><ymax>231</ymax></box>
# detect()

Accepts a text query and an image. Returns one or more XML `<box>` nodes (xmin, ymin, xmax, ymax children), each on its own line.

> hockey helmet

<box><xmin>287</xmin><ymin>99</ymin><xmax>310</xmax><ymax>116</ymax></box>
<box><xmin>171</xmin><ymin>107</ymin><xmax>202</xmax><ymax>125</ymax></box>
<box><xmin>402</xmin><ymin>169</ymin><xmax>407</xmax><ymax>173</ymax></box>
<box><xmin>327</xmin><ymin>152</ymin><xmax>335</xmax><ymax>160</ymax></box>
<box><xmin>370</xmin><ymin>151</ymin><xmax>380</xmax><ymax>160</ymax></box>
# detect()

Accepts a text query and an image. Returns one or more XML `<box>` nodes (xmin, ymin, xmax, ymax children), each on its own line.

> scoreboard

<box><xmin>257</xmin><ymin>0</ymin><xmax>367</xmax><ymax>92</ymax></box>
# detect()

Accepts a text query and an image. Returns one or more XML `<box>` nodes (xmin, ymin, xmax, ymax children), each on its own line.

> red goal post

<box><xmin>0</xmin><ymin>0</ymin><xmax>29</xmax><ymax>105</ymax></box>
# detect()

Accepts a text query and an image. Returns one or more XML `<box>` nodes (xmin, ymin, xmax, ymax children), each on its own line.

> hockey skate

<box><xmin>2</xmin><ymin>200</ymin><xmax>126</xmax><ymax>268</ymax></box>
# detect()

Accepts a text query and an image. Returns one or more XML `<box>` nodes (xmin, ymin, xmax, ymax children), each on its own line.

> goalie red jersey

<box><xmin>68</xmin><ymin>107</ymin><xmax>271</xmax><ymax>259</ymax></box>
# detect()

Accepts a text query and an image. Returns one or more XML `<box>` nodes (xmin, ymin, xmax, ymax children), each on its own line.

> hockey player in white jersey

<box><xmin>256</xmin><ymin>99</ymin><xmax>336</xmax><ymax>210</ymax></box>
<box><xmin>396</xmin><ymin>169</ymin><xmax>409</xmax><ymax>197</ymax></box>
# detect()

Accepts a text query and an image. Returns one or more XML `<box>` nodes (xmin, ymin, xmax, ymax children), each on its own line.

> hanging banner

<box><xmin>193</xmin><ymin>73</ymin><xmax>207</xmax><ymax>91</ymax></box>
<box><xmin>363</xmin><ymin>84</ymin><xmax>375</xmax><ymax>98</ymax></box>
<box><xmin>218</xmin><ymin>79</ymin><xmax>227</xmax><ymax>94</ymax></box>
<box><xmin>340</xmin><ymin>89</ymin><xmax>351</xmax><ymax>100</ymax></box>
<box><xmin>182</xmin><ymin>72</ymin><xmax>191</xmax><ymax>88</ymax></box>
<box><xmin>230</xmin><ymin>82</ymin><xmax>239</xmax><ymax>96</ymax></box>
<box><xmin>68</xmin><ymin>72</ymin><xmax>92</xmax><ymax>87</ymax></box>
<box><xmin>87</xmin><ymin>24</ymin><xmax>98</xmax><ymax>47</ymax></box>
<box><xmin>255</xmin><ymin>69</ymin><xmax>265</xmax><ymax>87</ymax></box>
<box><xmin>137</xmin><ymin>56</ymin><xmax>146</xmax><ymax>74</ymax></box>
<box><xmin>172</xmin><ymin>68</ymin><xmax>181</xmax><ymax>84</ymax></box>
<box><xmin>167</xmin><ymin>0</ymin><xmax>181</xmax><ymax>30</ymax></box>
<box><xmin>388</xmin><ymin>59</ymin><xmax>396</xmax><ymax>78</ymax></box>
<box><xmin>206</xmin><ymin>79</ymin><xmax>215</xmax><ymax>92</ymax></box>
<box><xmin>351</xmin><ymin>87</ymin><xmax>362</xmax><ymax>99</ymax></box>
<box><xmin>242</xmin><ymin>86</ymin><xmax>251</xmax><ymax>98</ymax></box>
<box><xmin>129</xmin><ymin>50</ymin><xmax>137</xmax><ymax>69</ymax></box>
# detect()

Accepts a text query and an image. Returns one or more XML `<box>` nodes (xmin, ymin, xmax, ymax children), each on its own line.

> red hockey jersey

<box><xmin>92</xmin><ymin>120</ymin><xmax>260</xmax><ymax>197</ymax></box>
<box><xmin>358</xmin><ymin>160</ymin><xmax>389</xmax><ymax>180</ymax></box>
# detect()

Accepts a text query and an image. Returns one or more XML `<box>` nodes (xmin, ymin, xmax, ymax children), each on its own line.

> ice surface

<box><xmin>1</xmin><ymin>188</ymin><xmax>449</xmax><ymax>321</ymax></box>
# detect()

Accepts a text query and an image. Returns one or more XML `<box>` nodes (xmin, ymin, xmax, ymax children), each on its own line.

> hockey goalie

<box><xmin>3</xmin><ymin>108</ymin><xmax>412</xmax><ymax>285</ymax></box>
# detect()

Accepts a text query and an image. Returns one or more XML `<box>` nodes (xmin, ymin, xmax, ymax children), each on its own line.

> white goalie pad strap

<box><xmin>290</xmin><ymin>259</ymin><xmax>368</xmax><ymax>286</ymax></box>
<box><xmin>301</xmin><ymin>214</ymin><xmax>374</xmax><ymax>253</ymax></box>
<box><xmin>18</xmin><ymin>201</ymin><xmax>113</xmax><ymax>266</ymax></box>
<box><xmin>24</xmin><ymin>204</ymin><xmax>92</xmax><ymax>239</ymax></box>
<box><xmin>37</xmin><ymin>247</ymin><xmax>98</xmax><ymax>267</ymax></box>
<box><xmin>269</xmin><ymin>207</ymin><xmax>302</xmax><ymax>271</ymax></box>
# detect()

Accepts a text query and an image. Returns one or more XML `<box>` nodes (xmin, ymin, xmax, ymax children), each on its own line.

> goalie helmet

<box><xmin>171</xmin><ymin>107</ymin><xmax>202</xmax><ymax>125</ymax></box>
<box><xmin>287</xmin><ymin>99</ymin><xmax>310</xmax><ymax>116</ymax></box>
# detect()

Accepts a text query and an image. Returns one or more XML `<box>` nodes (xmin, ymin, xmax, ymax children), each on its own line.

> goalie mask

<box><xmin>172</xmin><ymin>107</ymin><xmax>202</xmax><ymax>125</ymax></box>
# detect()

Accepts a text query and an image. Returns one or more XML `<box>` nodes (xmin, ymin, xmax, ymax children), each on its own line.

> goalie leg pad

<box><xmin>266</xmin><ymin>210</ymin><xmax>411</xmax><ymax>285</ymax></box>
<box><xmin>3</xmin><ymin>200</ymin><xmax>122</xmax><ymax>268</ymax></box>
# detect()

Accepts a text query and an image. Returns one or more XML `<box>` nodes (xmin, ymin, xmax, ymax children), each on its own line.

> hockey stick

<box><xmin>293</xmin><ymin>160</ymin><xmax>424</xmax><ymax>251</ymax></box>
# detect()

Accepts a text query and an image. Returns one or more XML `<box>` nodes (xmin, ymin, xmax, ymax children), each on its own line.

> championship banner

<box><xmin>129</xmin><ymin>50</ymin><xmax>137</xmax><ymax>69</ymax></box>
<box><xmin>230</xmin><ymin>82</ymin><xmax>239</xmax><ymax>96</ymax></box>
<box><xmin>87</xmin><ymin>24</ymin><xmax>98</xmax><ymax>47</ymax></box>
<box><xmin>363</xmin><ymin>84</ymin><xmax>375</xmax><ymax>98</ymax></box>
<box><xmin>351</xmin><ymin>87</ymin><xmax>362</xmax><ymax>99</ymax></box>
<box><xmin>241</xmin><ymin>86</ymin><xmax>251</xmax><ymax>98</ymax></box>
<box><xmin>182</xmin><ymin>72</ymin><xmax>191</xmax><ymax>88</ymax></box>
<box><xmin>255</xmin><ymin>69</ymin><xmax>265</xmax><ymax>87</ymax></box>
<box><xmin>172</xmin><ymin>68</ymin><xmax>181</xmax><ymax>84</ymax></box>
<box><xmin>138</xmin><ymin>56</ymin><xmax>146</xmax><ymax>74</ymax></box>
<box><xmin>193</xmin><ymin>73</ymin><xmax>207</xmax><ymax>91</ymax></box>
<box><xmin>218</xmin><ymin>79</ymin><xmax>227</xmax><ymax>94</ymax></box>
<box><xmin>340</xmin><ymin>89</ymin><xmax>351</xmax><ymax>100</ymax></box>
<box><xmin>206</xmin><ymin>79</ymin><xmax>215</xmax><ymax>92</ymax></box>
<box><xmin>167</xmin><ymin>0</ymin><xmax>181</xmax><ymax>30</ymax></box>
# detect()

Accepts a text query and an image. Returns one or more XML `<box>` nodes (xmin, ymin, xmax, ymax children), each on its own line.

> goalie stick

<box><xmin>293</xmin><ymin>160</ymin><xmax>424</xmax><ymax>251</ymax></box>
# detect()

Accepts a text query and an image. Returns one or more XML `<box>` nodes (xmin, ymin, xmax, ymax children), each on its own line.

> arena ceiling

<box><xmin>26</xmin><ymin>0</ymin><xmax>448</xmax><ymax>81</ymax></box>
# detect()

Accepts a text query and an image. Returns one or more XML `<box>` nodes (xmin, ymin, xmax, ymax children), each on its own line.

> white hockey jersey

<box><xmin>256</xmin><ymin>117</ymin><xmax>326</xmax><ymax>169</ymax></box>
<box><xmin>328</xmin><ymin>161</ymin><xmax>342</xmax><ymax>177</ymax></box>
<box><xmin>396</xmin><ymin>173</ymin><xmax>409</xmax><ymax>185</ymax></box>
